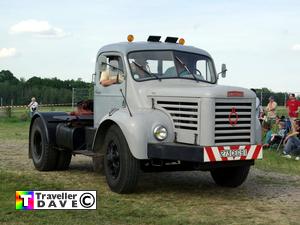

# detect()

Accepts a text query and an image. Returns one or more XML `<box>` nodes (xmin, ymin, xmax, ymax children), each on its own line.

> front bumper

<box><xmin>148</xmin><ymin>143</ymin><xmax>263</xmax><ymax>163</ymax></box>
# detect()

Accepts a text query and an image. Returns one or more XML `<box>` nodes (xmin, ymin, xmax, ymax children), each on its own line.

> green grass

<box><xmin>274</xmin><ymin>106</ymin><xmax>288</xmax><ymax>117</ymax></box>
<box><xmin>255</xmin><ymin>149</ymin><xmax>300</xmax><ymax>175</ymax></box>
<box><xmin>0</xmin><ymin>118</ymin><xmax>29</xmax><ymax>140</ymax></box>
<box><xmin>2</xmin><ymin>168</ymin><xmax>299</xmax><ymax>225</ymax></box>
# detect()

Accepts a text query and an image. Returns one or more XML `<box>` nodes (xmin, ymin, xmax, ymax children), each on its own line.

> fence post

<box><xmin>284</xmin><ymin>93</ymin><xmax>287</xmax><ymax>106</ymax></box>
<box><xmin>260</xmin><ymin>92</ymin><xmax>263</xmax><ymax>106</ymax></box>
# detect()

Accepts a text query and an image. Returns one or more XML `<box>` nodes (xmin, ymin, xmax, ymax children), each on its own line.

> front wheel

<box><xmin>210</xmin><ymin>165</ymin><xmax>250</xmax><ymax>187</ymax></box>
<box><xmin>103</xmin><ymin>125</ymin><xmax>139</xmax><ymax>193</ymax></box>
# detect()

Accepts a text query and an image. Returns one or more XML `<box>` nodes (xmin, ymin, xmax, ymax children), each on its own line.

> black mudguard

<box><xmin>28</xmin><ymin>112</ymin><xmax>69</xmax><ymax>158</ymax></box>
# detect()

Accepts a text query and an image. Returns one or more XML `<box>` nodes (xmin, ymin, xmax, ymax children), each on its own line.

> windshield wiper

<box><xmin>175</xmin><ymin>56</ymin><xmax>199</xmax><ymax>82</ymax></box>
<box><xmin>132</xmin><ymin>61</ymin><xmax>161</xmax><ymax>81</ymax></box>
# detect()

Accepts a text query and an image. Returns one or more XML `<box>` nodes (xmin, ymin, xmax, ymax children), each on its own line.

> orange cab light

<box><xmin>178</xmin><ymin>38</ymin><xmax>185</xmax><ymax>45</ymax></box>
<box><xmin>127</xmin><ymin>34</ymin><xmax>134</xmax><ymax>42</ymax></box>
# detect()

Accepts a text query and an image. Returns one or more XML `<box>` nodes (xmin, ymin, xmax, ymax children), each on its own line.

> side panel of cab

<box><xmin>94</xmin><ymin>51</ymin><xmax>126</xmax><ymax>127</ymax></box>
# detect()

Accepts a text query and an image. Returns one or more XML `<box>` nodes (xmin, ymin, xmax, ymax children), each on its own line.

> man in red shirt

<box><xmin>286</xmin><ymin>93</ymin><xmax>300</xmax><ymax>119</ymax></box>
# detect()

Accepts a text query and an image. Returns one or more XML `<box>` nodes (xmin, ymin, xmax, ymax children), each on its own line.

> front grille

<box><xmin>214</xmin><ymin>100</ymin><xmax>252</xmax><ymax>145</ymax></box>
<box><xmin>156</xmin><ymin>100</ymin><xmax>199</xmax><ymax>131</ymax></box>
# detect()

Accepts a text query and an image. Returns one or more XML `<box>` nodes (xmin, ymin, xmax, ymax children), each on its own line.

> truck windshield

<box><xmin>128</xmin><ymin>51</ymin><xmax>216</xmax><ymax>83</ymax></box>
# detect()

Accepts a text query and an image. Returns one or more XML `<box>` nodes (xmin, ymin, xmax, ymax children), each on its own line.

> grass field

<box><xmin>1</xmin><ymin>107</ymin><xmax>300</xmax><ymax>225</ymax></box>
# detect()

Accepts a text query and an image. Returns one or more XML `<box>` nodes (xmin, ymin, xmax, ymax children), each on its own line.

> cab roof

<box><xmin>97</xmin><ymin>41</ymin><xmax>212</xmax><ymax>58</ymax></box>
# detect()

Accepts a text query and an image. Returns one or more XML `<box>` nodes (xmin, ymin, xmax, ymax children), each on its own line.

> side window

<box><xmin>99</xmin><ymin>55</ymin><xmax>125</xmax><ymax>87</ymax></box>
<box><xmin>196</xmin><ymin>60</ymin><xmax>212</xmax><ymax>81</ymax></box>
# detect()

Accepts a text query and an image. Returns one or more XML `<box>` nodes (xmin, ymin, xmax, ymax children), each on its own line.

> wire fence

<box><xmin>256</xmin><ymin>92</ymin><xmax>300</xmax><ymax>107</ymax></box>
<box><xmin>71</xmin><ymin>88</ymin><xmax>93</xmax><ymax>110</ymax></box>
<box><xmin>0</xmin><ymin>90</ymin><xmax>299</xmax><ymax>118</ymax></box>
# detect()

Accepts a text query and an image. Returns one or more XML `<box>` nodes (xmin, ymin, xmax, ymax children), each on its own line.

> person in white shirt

<box><xmin>28</xmin><ymin>97</ymin><xmax>38</xmax><ymax>117</ymax></box>
<box><xmin>99</xmin><ymin>59</ymin><xmax>124</xmax><ymax>87</ymax></box>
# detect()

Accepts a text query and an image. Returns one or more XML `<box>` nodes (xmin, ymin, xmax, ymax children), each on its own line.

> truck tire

<box><xmin>103</xmin><ymin>125</ymin><xmax>139</xmax><ymax>193</ymax></box>
<box><xmin>30</xmin><ymin>117</ymin><xmax>58</xmax><ymax>171</ymax></box>
<box><xmin>56</xmin><ymin>151</ymin><xmax>72</xmax><ymax>170</ymax></box>
<box><xmin>210</xmin><ymin>165</ymin><xmax>250</xmax><ymax>187</ymax></box>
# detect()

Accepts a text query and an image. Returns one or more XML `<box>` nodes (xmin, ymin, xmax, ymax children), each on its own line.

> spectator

<box><xmin>262</xmin><ymin>122</ymin><xmax>272</xmax><ymax>147</ymax></box>
<box><xmin>263</xmin><ymin>121</ymin><xmax>287</xmax><ymax>148</ymax></box>
<box><xmin>259</xmin><ymin>111</ymin><xmax>267</xmax><ymax>125</ymax></box>
<box><xmin>286</xmin><ymin>93</ymin><xmax>300</xmax><ymax>120</ymax></box>
<box><xmin>269</xmin><ymin>121</ymin><xmax>286</xmax><ymax>146</ymax></box>
<box><xmin>27</xmin><ymin>97</ymin><xmax>38</xmax><ymax>118</ymax></box>
<box><xmin>283</xmin><ymin>120</ymin><xmax>300</xmax><ymax>160</ymax></box>
<box><xmin>266</xmin><ymin>96</ymin><xmax>277</xmax><ymax>124</ymax></box>
<box><xmin>273</xmin><ymin>115</ymin><xmax>285</xmax><ymax>133</ymax></box>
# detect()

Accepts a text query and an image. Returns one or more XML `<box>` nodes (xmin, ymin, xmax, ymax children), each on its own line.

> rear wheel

<box><xmin>210</xmin><ymin>165</ymin><xmax>250</xmax><ymax>187</ymax></box>
<box><xmin>103</xmin><ymin>125</ymin><xmax>139</xmax><ymax>193</ymax></box>
<box><xmin>30</xmin><ymin>117</ymin><xmax>58</xmax><ymax>171</ymax></box>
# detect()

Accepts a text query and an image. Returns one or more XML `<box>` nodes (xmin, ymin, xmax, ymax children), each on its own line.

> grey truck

<box><xmin>29</xmin><ymin>35</ymin><xmax>262</xmax><ymax>193</ymax></box>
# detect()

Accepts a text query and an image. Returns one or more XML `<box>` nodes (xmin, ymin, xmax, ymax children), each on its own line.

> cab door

<box><xmin>94</xmin><ymin>52</ymin><xmax>126</xmax><ymax>126</ymax></box>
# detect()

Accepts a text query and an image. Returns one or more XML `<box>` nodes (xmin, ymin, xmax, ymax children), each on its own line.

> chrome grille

<box><xmin>215</xmin><ymin>100</ymin><xmax>252</xmax><ymax>145</ymax></box>
<box><xmin>156</xmin><ymin>100</ymin><xmax>199</xmax><ymax>131</ymax></box>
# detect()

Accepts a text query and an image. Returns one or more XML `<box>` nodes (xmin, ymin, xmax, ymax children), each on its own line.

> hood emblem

<box><xmin>229</xmin><ymin>107</ymin><xmax>239</xmax><ymax>126</ymax></box>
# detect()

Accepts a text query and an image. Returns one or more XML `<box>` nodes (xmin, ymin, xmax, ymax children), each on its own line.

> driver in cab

<box><xmin>100</xmin><ymin>59</ymin><xmax>124</xmax><ymax>87</ymax></box>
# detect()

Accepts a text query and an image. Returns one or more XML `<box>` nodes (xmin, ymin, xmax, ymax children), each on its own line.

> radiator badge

<box><xmin>229</xmin><ymin>107</ymin><xmax>238</xmax><ymax>126</ymax></box>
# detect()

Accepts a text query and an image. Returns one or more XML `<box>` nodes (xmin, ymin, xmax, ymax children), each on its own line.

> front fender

<box><xmin>93</xmin><ymin>108</ymin><xmax>174</xmax><ymax>159</ymax></box>
<box><xmin>255</xmin><ymin>117</ymin><xmax>262</xmax><ymax>144</ymax></box>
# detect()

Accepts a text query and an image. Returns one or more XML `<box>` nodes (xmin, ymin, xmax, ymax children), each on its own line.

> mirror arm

<box><xmin>217</xmin><ymin>69</ymin><xmax>227</xmax><ymax>76</ymax></box>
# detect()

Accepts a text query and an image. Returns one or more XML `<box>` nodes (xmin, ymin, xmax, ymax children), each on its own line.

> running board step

<box><xmin>72</xmin><ymin>150</ymin><xmax>102</xmax><ymax>157</ymax></box>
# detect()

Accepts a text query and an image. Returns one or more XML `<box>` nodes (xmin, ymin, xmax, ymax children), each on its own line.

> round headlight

<box><xmin>153</xmin><ymin>125</ymin><xmax>168</xmax><ymax>141</ymax></box>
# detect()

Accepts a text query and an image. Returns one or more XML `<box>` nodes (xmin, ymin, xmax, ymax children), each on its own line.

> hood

<box><xmin>145</xmin><ymin>82</ymin><xmax>255</xmax><ymax>99</ymax></box>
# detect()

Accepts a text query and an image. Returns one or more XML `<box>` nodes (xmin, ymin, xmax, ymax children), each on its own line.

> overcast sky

<box><xmin>0</xmin><ymin>0</ymin><xmax>299</xmax><ymax>92</ymax></box>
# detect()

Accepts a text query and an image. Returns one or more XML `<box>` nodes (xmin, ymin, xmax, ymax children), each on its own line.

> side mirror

<box><xmin>221</xmin><ymin>64</ymin><xmax>227</xmax><ymax>78</ymax></box>
<box><xmin>98</xmin><ymin>55</ymin><xmax>107</xmax><ymax>72</ymax></box>
<box><xmin>91</xmin><ymin>73</ymin><xmax>96</xmax><ymax>85</ymax></box>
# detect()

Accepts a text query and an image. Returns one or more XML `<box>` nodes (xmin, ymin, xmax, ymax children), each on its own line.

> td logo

<box><xmin>16</xmin><ymin>191</ymin><xmax>34</xmax><ymax>210</ymax></box>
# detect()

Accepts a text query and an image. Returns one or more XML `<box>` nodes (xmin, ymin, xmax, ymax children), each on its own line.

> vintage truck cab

<box><xmin>29</xmin><ymin>35</ymin><xmax>262</xmax><ymax>193</ymax></box>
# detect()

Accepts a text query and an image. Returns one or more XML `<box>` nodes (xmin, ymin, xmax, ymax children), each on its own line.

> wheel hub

<box><xmin>106</xmin><ymin>141</ymin><xmax>120</xmax><ymax>179</ymax></box>
<box><xmin>33</xmin><ymin>131</ymin><xmax>42</xmax><ymax>160</ymax></box>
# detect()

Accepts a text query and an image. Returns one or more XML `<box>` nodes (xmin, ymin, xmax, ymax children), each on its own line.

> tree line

<box><xmin>0</xmin><ymin>69</ymin><xmax>296</xmax><ymax>106</ymax></box>
<box><xmin>0</xmin><ymin>70</ymin><xmax>92</xmax><ymax>106</ymax></box>
<box><xmin>255</xmin><ymin>88</ymin><xmax>298</xmax><ymax>106</ymax></box>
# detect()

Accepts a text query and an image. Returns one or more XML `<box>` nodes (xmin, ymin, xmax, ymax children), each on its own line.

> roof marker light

<box><xmin>127</xmin><ymin>34</ymin><xmax>134</xmax><ymax>42</ymax></box>
<box><xmin>178</xmin><ymin>38</ymin><xmax>185</xmax><ymax>45</ymax></box>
